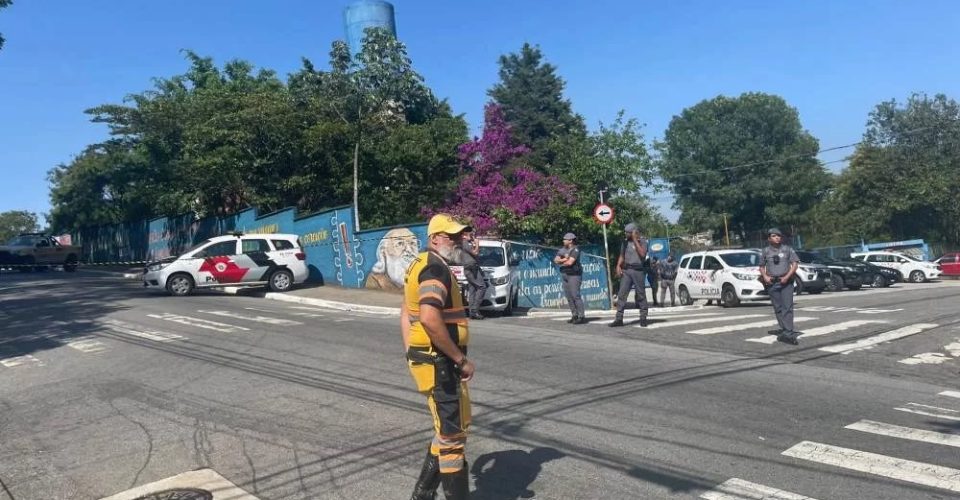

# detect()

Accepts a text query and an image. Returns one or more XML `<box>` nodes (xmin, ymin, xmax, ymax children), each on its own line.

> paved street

<box><xmin>1</xmin><ymin>271</ymin><xmax>958</xmax><ymax>499</ymax></box>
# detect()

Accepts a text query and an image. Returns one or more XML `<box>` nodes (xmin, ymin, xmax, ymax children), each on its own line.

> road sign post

<box><xmin>595</xmin><ymin>197</ymin><xmax>616</xmax><ymax>308</ymax></box>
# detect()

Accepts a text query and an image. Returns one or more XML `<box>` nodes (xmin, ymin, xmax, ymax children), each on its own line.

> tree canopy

<box><xmin>0</xmin><ymin>210</ymin><xmax>39</xmax><ymax>242</ymax></box>
<box><xmin>0</xmin><ymin>0</ymin><xmax>11</xmax><ymax>50</ymax></box>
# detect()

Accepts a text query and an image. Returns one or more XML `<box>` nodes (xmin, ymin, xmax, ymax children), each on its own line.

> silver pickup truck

<box><xmin>0</xmin><ymin>233</ymin><xmax>82</xmax><ymax>272</ymax></box>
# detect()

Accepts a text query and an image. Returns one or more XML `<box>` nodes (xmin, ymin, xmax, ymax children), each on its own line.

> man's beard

<box><xmin>437</xmin><ymin>245</ymin><xmax>465</xmax><ymax>265</ymax></box>
<box><xmin>385</xmin><ymin>253</ymin><xmax>415</xmax><ymax>286</ymax></box>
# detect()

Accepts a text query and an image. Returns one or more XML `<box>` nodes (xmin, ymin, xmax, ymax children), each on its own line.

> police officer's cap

<box><xmin>624</xmin><ymin>223</ymin><xmax>638</xmax><ymax>233</ymax></box>
<box><xmin>428</xmin><ymin>213</ymin><xmax>468</xmax><ymax>236</ymax></box>
<box><xmin>563</xmin><ymin>232</ymin><xmax>576</xmax><ymax>240</ymax></box>
<box><xmin>767</xmin><ymin>227</ymin><xmax>783</xmax><ymax>236</ymax></box>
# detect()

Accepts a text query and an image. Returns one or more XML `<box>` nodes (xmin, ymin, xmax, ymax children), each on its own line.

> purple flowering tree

<box><xmin>429</xmin><ymin>103</ymin><xmax>577</xmax><ymax>236</ymax></box>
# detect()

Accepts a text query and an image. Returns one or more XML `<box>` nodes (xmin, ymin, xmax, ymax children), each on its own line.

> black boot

<box><xmin>441</xmin><ymin>462</ymin><xmax>469</xmax><ymax>500</ymax></box>
<box><xmin>411</xmin><ymin>447</ymin><xmax>441</xmax><ymax>500</ymax></box>
<box><xmin>609</xmin><ymin>318</ymin><xmax>624</xmax><ymax>327</ymax></box>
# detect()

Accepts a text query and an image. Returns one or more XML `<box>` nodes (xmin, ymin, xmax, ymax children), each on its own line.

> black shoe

<box><xmin>469</xmin><ymin>314</ymin><xmax>485</xmax><ymax>320</ymax></box>
<box><xmin>609</xmin><ymin>319</ymin><xmax>624</xmax><ymax>327</ymax></box>
<box><xmin>566</xmin><ymin>317</ymin><xmax>576</xmax><ymax>324</ymax></box>
<box><xmin>574</xmin><ymin>317</ymin><xmax>589</xmax><ymax>324</ymax></box>
<box><xmin>767</xmin><ymin>329</ymin><xmax>783</xmax><ymax>336</ymax></box>
<box><xmin>777</xmin><ymin>334</ymin><xmax>799</xmax><ymax>346</ymax></box>
<box><xmin>410</xmin><ymin>447</ymin><xmax>441</xmax><ymax>500</ymax></box>
<box><xmin>440</xmin><ymin>463</ymin><xmax>469</xmax><ymax>500</ymax></box>
<box><xmin>639</xmin><ymin>317</ymin><xmax>649</xmax><ymax>327</ymax></box>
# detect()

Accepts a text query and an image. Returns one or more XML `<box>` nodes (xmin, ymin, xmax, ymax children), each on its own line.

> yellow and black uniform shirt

<box><xmin>404</xmin><ymin>251</ymin><xmax>470</xmax><ymax>351</ymax></box>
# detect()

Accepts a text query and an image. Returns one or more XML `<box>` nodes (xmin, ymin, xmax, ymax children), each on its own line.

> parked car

<box><xmin>861</xmin><ymin>261</ymin><xmax>900</xmax><ymax>287</ymax></box>
<box><xmin>142</xmin><ymin>233</ymin><xmax>308</xmax><ymax>296</ymax></box>
<box><xmin>793</xmin><ymin>261</ymin><xmax>830</xmax><ymax>295</ymax></box>
<box><xmin>796</xmin><ymin>251</ymin><xmax>865</xmax><ymax>292</ymax></box>
<box><xmin>934</xmin><ymin>252</ymin><xmax>960</xmax><ymax>276</ymax></box>
<box><xmin>450</xmin><ymin>238</ymin><xmax>521</xmax><ymax>315</ymax></box>
<box><xmin>849</xmin><ymin>251</ymin><xmax>942</xmax><ymax>283</ymax></box>
<box><xmin>0</xmin><ymin>233</ymin><xmax>83</xmax><ymax>272</ymax></box>
<box><xmin>675</xmin><ymin>249</ymin><xmax>766</xmax><ymax>307</ymax></box>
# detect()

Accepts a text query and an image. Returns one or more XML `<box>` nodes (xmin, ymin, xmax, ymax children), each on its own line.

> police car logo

<box><xmin>215</xmin><ymin>262</ymin><xmax>228</xmax><ymax>273</ymax></box>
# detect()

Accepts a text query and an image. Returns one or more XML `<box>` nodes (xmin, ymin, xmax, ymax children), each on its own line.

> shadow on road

<box><xmin>471</xmin><ymin>447</ymin><xmax>564</xmax><ymax>500</ymax></box>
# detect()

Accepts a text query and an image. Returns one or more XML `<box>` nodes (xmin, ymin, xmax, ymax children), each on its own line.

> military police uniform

<box><xmin>760</xmin><ymin>228</ymin><xmax>801</xmax><ymax>344</ymax></box>
<box><xmin>556</xmin><ymin>232</ymin><xmax>585</xmax><ymax>323</ymax></box>
<box><xmin>461</xmin><ymin>235</ymin><xmax>487</xmax><ymax>320</ymax></box>
<box><xmin>404</xmin><ymin>218</ymin><xmax>472</xmax><ymax>499</ymax></box>
<box><xmin>611</xmin><ymin>223</ymin><xmax>649</xmax><ymax>327</ymax></box>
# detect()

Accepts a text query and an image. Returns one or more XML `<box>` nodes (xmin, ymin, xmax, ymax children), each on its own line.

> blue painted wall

<box><xmin>73</xmin><ymin>205</ymin><xmax>611</xmax><ymax>309</ymax></box>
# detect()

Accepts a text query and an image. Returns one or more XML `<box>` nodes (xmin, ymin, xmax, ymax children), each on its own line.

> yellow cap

<box><xmin>427</xmin><ymin>213</ymin><xmax>468</xmax><ymax>236</ymax></box>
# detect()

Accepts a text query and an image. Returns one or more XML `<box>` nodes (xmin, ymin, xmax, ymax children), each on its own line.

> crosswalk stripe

<box><xmin>688</xmin><ymin>317</ymin><xmax>816</xmax><ymax>336</ymax></box>
<box><xmin>746</xmin><ymin>320</ymin><xmax>888</xmax><ymax>344</ymax></box>
<box><xmin>894</xmin><ymin>403</ymin><xmax>960</xmax><ymax>422</ymax></box>
<box><xmin>198</xmin><ymin>310</ymin><xmax>303</xmax><ymax>326</ymax></box>
<box><xmin>940</xmin><ymin>391</ymin><xmax>960</xmax><ymax>399</ymax></box>
<box><xmin>845</xmin><ymin>419</ymin><xmax>960</xmax><ymax>448</ymax></box>
<box><xmin>147</xmin><ymin>313</ymin><xmax>249</xmax><ymax>333</ymax></box>
<box><xmin>0</xmin><ymin>354</ymin><xmax>44</xmax><ymax>368</ymax></box>
<box><xmin>818</xmin><ymin>323</ymin><xmax>939</xmax><ymax>354</ymax></box>
<box><xmin>103</xmin><ymin>320</ymin><xmax>186</xmax><ymax>342</ymax></box>
<box><xmin>782</xmin><ymin>440</ymin><xmax>960</xmax><ymax>493</ymax></box>
<box><xmin>66</xmin><ymin>336</ymin><xmax>108</xmax><ymax>353</ymax></box>
<box><xmin>700</xmin><ymin>477</ymin><xmax>818</xmax><ymax>499</ymax></box>
<box><xmin>640</xmin><ymin>314</ymin><xmax>766</xmax><ymax>330</ymax></box>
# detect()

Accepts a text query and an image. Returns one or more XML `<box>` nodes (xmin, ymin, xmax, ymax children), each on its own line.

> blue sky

<box><xmin>2</xmin><ymin>0</ymin><xmax>959</xmax><ymax>225</ymax></box>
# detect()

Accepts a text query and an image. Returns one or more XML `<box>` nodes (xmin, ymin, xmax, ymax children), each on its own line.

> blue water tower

<box><xmin>344</xmin><ymin>0</ymin><xmax>397</xmax><ymax>54</ymax></box>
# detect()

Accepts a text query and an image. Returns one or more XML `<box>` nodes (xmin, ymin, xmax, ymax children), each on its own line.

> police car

<box><xmin>849</xmin><ymin>251</ymin><xmax>942</xmax><ymax>283</ymax></box>
<box><xmin>675</xmin><ymin>249</ymin><xmax>767</xmax><ymax>307</ymax></box>
<box><xmin>142</xmin><ymin>233</ymin><xmax>309</xmax><ymax>296</ymax></box>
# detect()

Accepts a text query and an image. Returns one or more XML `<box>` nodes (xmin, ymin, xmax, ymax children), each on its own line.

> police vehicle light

<box><xmin>492</xmin><ymin>275</ymin><xmax>509</xmax><ymax>286</ymax></box>
<box><xmin>147</xmin><ymin>262</ymin><xmax>170</xmax><ymax>272</ymax></box>
<box><xmin>732</xmin><ymin>272</ymin><xmax>757</xmax><ymax>281</ymax></box>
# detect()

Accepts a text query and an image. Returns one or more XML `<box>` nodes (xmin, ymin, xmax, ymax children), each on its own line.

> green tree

<box><xmin>488</xmin><ymin>43</ymin><xmax>586</xmax><ymax>168</ymax></box>
<box><xmin>814</xmin><ymin>93</ymin><xmax>960</xmax><ymax>245</ymax></box>
<box><xmin>0</xmin><ymin>0</ymin><xmax>11</xmax><ymax>51</ymax></box>
<box><xmin>0</xmin><ymin>210</ymin><xmax>38</xmax><ymax>242</ymax></box>
<box><xmin>656</xmin><ymin>92</ymin><xmax>831</xmax><ymax>242</ymax></box>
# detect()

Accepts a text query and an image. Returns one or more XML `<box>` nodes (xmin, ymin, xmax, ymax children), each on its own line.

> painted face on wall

<box><xmin>366</xmin><ymin>228</ymin><xmax>420</xmax><ymax>289</ymax></box>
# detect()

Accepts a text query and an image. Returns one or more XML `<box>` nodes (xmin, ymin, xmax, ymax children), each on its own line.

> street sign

<box><xmin>593</xmin><ymin>203</ymin><xmax>615</xmax><ymax>224</ymax></box>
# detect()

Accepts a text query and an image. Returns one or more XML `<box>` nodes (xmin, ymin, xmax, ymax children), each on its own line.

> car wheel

<box><xmin>793</xmin><ymin>276</ymin><xmax>804</xmax><ymax>295</ymax></box>
<box><xmin>870</xmin><ymin>274</ymin><xmax>885</xmax><ymax>288</ymax></box>
<box><xmin>268</xmin><ymin>269</ymin><xmax>294</xmax><ymax>292</ymax></box>
<box><xmin>64</xmin><ymin>255</ymin><xmax>79</xmax><ymax>272</ymax></box>
<box><xmin>502</xmin><ymin>289</ymin><xmax>516</xmax><ymax>316</ymax></box>
<box><xmin>721</xmin><ymin>284</ymin><xmax>740</xmax><ymax>308</ymax></box>
<box><xmin>828</xmin><ymin>275</ymin><xmax>844</xmax><ymax>292</ymax></box>
<box><xmin>166</xmin><ymin>273</ymin><xmax>195</xmax><ymax>296</ymax></box>
<box><xmin>678</xmin><ymin>286</ymin><xmax>693</xmax><ymax>306</ymax></box>
<box><xmin>909</xmin><ymin>270</ymin><xmax>925</xmax><ymax>283</ymax></box>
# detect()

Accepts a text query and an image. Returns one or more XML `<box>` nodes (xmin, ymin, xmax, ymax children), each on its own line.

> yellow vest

<box><xmin>404</xmin><ymin>251</ymin><xmax>469</xmax><ymax>349</ymax></box>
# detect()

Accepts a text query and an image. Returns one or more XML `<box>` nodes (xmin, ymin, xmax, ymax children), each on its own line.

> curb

<box><xmin>221</xmin><ymin>287</ymin><xmax>400</xmax><ymax>316</ymax></box>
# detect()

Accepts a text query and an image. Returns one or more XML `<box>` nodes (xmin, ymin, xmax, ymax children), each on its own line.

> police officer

<box><xmin>554</xmin><ymin>232</ymin><xmax>586</xmax><ymax>324</ymax></box>
<box><xmin>461</xmin><ymin>227</ymin><xmax>487</xmax><ymax>320</ymax></box>
<box><xmin>647</xmin><ymin>256</ymin><xmax>660</xmax><ymax>307</ymax></box>
<box><xmin>402</xmin><ymin>213</ymin><xmax>475</xmax><ymax>500</ymax></box>
<box><xmin>610</xmin><ymin>223</ymin><xmax>649</xmax><ymax>327</ymax></box>
<box><xmin>759</xmin><ymin>227</ymin><xmax>801</xmax><ymax>345</ymax></box>
<box><xmin>658</xmin><ymin>255</ymin><xmax>679</xmax><ymax>307</ymax></box>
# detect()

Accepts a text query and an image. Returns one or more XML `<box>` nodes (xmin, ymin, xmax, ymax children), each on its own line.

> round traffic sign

<box><xmin>593</xmin><ymin>203</ymin><xmax>615</xmax><ymax>224</ymax></box>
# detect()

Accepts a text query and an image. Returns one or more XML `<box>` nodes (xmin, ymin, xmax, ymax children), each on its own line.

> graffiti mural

<box><xmin>363</xmin><ymin>227</ymin><xmax>423</xmax><ymax>291</ymax></box>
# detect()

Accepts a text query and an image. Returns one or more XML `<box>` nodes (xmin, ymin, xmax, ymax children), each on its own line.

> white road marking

<box><xmin>688</xmin><ymin>317</ymin><xmax>816</xmax><ymax>336</ymax></box>
<box><xmin>146</xmin><ymin>313</ymin><xmax>249</xmax><ymax>333</ymax></box>
<box><xmin>819</xmin><ymin>323</ymin><xmax>939</xmax><ymax>354</ymax></box>
<box><xmin>334</xmin><ymin>318</ymin><xmax>353</xmax><ymax>323</ymax></box>
<box><xmin>102</xmin><ymin>319</ymin><xmax>186</xmax><ymax>342</ymax></box>
<box><xmin>289</xmin><ymin>312</ymin><xmax>325</xmax><ymax>318</ymax></box>
<box><xmin>66</xmin><ymin>336</ymin><xmax>108</xmax><ymax>353</ymax></box>
<box><xmin>782</xmin><ymin>440</ymin><xmax>960</xmax><ymax>493</ymax></box>
<box><xmin>198</xmin><ymin>310</ymin><xmax>303</xmax><ymax>326</ymax></box>
<box><xmin>899</xmin><ymin>339</ymin><xmax>960</xmax><ymax>364</ymax></box>
<box><xmin>595</xmin><ymin>311</ymin><xmax>723</xmax><ymax>325</ymax></box>
<box><xmin>0</xmin><ymin>354</ymin><xmax>44</xmax><ymax>368</ymax></box>
<box><xmin>845</xmin><ymin>419</ymin><xmax>960</xmax><ymax>448</ymax></box>
<box><xmin>98</xmin><ymin>468</ymin><xmax>258</xmax><ymax>500</ymax></box>
<box><xmin>940</xmin><ymin>391</ymin><xmax>960</xmax><ymax>399</ymax></box>
<box><xmin>700</xmin><ymin>477</ymin><xmax>818</xmax><ymax>499</ymax></box>
<box><xmin>288</xmin><ymin>306</ymin><xmax>336</xmax><ymax>313</ymax></box>
<box><xmin>639</xmin><ymin>313</ymin><xmax>766</xmax><ymax>330</ymax></box>
<box><xmin>894</xmin><ymin>403</ymin><xmax>960</xmax><ymax>422</ymax></box>
<box><xmin>746</xmin><ymin>320</ymin><xmax>888</xmax><ymax>344</ymax></box>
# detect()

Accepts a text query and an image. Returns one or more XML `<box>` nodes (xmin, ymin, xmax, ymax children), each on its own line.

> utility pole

<box><xmin>722</xmin><ymin>213</ymin><xmax>730</xmax><ymax>247</ymax></box>
<box><xmin>599</xmin><ymin>189</ymin><xmax>614</xmax><ymax>308</ymax></box>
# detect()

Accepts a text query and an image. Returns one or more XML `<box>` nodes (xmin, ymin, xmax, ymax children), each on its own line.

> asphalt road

<box><xmin>1</xmin><ymin>270</ymin><xmax>958</xmax><ymax>499</ymax></box>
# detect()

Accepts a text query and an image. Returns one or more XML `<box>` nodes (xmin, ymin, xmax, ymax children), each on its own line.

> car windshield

<box><xmin>5</xmin><ymin>236</ymin><xmax>40</xmax><ymax>246</ymax></box>
<box><xmin>477</xmin><ymin>246</ymin><xmax>506</xmax><ymax>267</ymax></box>
<box><xmin>719</xmin><ymin>252</ymin><xmax>760</xmax><ymax>268</ymax></box>
<box><xmin>796</xmin><ymin>251</ymin><xmax>828</xmax><ymax>264</ymax></box>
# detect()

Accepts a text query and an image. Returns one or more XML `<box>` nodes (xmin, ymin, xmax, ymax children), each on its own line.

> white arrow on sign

<box><xmin>593</xmin><ymin>203</ymin><xmax>615</xmax><ymax>224</ymax></box>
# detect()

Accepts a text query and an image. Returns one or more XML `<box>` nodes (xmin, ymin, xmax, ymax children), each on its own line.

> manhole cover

<box><xmin>132</xmin><ymin>489</ymin><xmax>214</xmax><ymax>500</ymax></box>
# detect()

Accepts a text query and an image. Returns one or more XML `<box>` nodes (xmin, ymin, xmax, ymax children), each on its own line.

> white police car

<box><xmin>142</xmin><ymin>233</ymin><xmax>309</xmax><ymax>296</ymax></box>
<box><xmin>675</xmin><ymin>249</ymin><xmax>767</xmax><ymax>307</ymax></box>
<box><xmin>450</xmin><ymin>239</ymin><xmax>521</xmax><ymax>315</ymax></box>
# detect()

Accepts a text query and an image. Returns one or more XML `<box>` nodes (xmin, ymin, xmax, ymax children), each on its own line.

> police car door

<box><xmin>238</xmin><ymin>238</ymin><xmax>276</xmax><ymax>283</ymax></box>
<box><xmin>194</xmin><ymin>240</ymin><xmax>243</xmax><ymax>285</ymax></box>
<box><xmin>687</xmin><ymin>255</ymin><xmax>705</xmax><ymax>297</ymax></box>
<box><xmin>702</xmin><ymin>255</ymin><xmax>724</xmax><ymax>299</ymax></box>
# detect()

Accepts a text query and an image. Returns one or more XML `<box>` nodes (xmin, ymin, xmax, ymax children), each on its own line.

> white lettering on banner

<box><xmin>800</xmin><ymin>306</ymin><xmax>903</xmax><ymax>314</ymax></box>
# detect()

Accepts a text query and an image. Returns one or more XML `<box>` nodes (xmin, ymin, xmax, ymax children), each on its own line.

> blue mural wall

<box><xmin>73</xmin><ymin>205</ymin><xmax>611</xmax><ymax>309</ymax></box>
